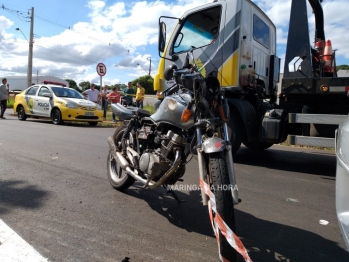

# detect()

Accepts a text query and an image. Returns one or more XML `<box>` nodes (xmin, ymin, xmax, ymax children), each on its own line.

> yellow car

<box><xmin>13</xmin><ymin>82</ymin><xmax>103</xmax><ymax>125</ymax></box>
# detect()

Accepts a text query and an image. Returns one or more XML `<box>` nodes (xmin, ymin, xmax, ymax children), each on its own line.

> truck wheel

<box><xmin>17</xmin><ymin>106</ymin><xmax>27</xmax><ymax>121</ymax></box>
<box><xmin>227</xmin><ymin>111</ymin><xmax>244</xmax><ymax>154</ymax></box>
<box><xmin>243</xmin><ymin>140</ymin><xmax>273</xmax><ymax>150</ymax></box>
<box><xmin>208</xmin><ymin>152</ymin><xmax>237</xmax><ymax>262</ymax></box>
<box><xmin>107</xmin><ymin>126</ymin><xmax>135</xmax><ymax>190</ymax></box>
<box><xmin>52</xmin><ymin>109</ymin><xmax>63</xmax><ymax>125</ymax></box>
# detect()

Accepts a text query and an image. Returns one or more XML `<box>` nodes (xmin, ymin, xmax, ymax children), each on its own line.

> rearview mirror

<box><xmin>158</xmin><ymin>21</ymin><xmax>166</xmax><ymax>53</ymax></box>
<box><xmin>42</xmin><ymin>93</ymin><xmax>52</xmax><ymax>98</ymax></box>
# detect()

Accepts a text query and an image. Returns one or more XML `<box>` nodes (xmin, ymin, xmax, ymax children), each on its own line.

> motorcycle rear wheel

<box><xmin>209</xmin><ymin>152</ymin><xmax>237</xmax><ymax>262</ymax></box>
<box><xmin>107</xmin><ymin>126</ymin><xmax>135</xmax><ymax>190</ymax></box>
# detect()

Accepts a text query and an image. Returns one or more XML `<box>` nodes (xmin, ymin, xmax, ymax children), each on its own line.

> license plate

<box><xmin>85</xmin><ymin>112</ymin><xmax>94</xmax><ymax>116</ymax></box>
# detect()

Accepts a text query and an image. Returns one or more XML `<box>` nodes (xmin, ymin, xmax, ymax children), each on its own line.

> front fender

<box><xmin>201</xmin><ymin>137</ymin><xmax>226</xmax><ymax>153</ymax></box>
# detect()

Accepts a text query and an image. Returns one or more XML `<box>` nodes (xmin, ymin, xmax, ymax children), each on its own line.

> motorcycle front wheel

<box><xmin>208</xmin><ymin>152</ymin><xmax>237</xmax><ymax>262</ymax></box>
<box><xmin>107</xmin><ymin>126</ymin><xmax>135</xmax><ymax>191</ymax></box>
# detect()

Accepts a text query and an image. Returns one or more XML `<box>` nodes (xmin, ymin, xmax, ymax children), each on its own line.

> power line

<box><xmin>4</xmin><ymin>4</ymin><xmax>142</xmax><ymax>74</ymax></box>
<box><xmin>3</xmin><ymin>5</ymin><xmax>109</xmax><ymax>45</ymax></box>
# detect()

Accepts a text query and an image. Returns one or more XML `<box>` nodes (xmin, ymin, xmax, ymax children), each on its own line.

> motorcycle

<box><xmin>120</xmin><ymin>95</ymin><xmax>136</xmax><ymax>107</ymax></box>
<box><xmin>107</xmin><ymin>51</ymin><xmax>242</xmax><ymax>262</ymax></box>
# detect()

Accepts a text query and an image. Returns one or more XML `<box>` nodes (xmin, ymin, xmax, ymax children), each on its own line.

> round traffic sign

<box><xmin>96</xmin><ymin>63</ymin><xmax>107</xmax><ymax>76</ymax></box>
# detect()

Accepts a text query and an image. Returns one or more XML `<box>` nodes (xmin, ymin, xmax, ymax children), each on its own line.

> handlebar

<box><xmin>161</xmin><ymin>83</ymin><xmax>178</xmax><ymax>96</ymax></box>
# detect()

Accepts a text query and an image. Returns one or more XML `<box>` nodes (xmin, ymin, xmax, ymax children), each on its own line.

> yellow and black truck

<box><xmin>154</xmin><ymin>0</ymin><xmax>349</xmax><ymax>154</ymax></box>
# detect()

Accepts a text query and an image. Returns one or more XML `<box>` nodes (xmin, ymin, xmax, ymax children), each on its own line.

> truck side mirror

<box><xmin>158</xmin><ymin>22</ymin><xmax>166</xmax><ymax>53</ymax></box>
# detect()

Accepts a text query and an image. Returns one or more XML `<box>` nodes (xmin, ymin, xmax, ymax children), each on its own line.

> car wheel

<box><xmin>17</xmin><ymin>105</ymin><xmax>27</xmax><ymax>121</ymax></box>
<box><xmin>52</xmin><ymin>109</ymin><xmax>63</xmax><ymax>125</ymax></box>
<box><xmin>88</xmin><ymin>122</ymin><xmax>98</xmax><ymax>126</ymax></box>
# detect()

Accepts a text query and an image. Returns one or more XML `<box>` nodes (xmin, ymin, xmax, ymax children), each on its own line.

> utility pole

<box><xmin>148</xmin><ymin>57</ymin><xmax>151</xmax><ymax>76</ymax></box>
<box><xmin>27</xmin><ymin>7</ymin><xmax>34</xmax><ymax>88</ymax></box>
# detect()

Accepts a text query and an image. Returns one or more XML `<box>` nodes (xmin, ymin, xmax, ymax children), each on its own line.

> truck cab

<box><xmin>156</xmin><ymin>0</ymin><xmax>349</xmax><ymax>154</ymax></box>
<box><xmin>155</xmin><ymin>0</ymin><xmax>278</xmax><ymax>98</ymax></box>
<box><xmin>155</xmin><ymin>0</ymin><xmax>280</xmax><ymax>153</ymax></box>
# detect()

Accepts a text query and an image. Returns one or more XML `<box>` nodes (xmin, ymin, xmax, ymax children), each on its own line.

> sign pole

<box><xmin>96</xmin><ymin>63</ymin><xmax>107</xmax><ymax>108</ymax></box>
<box><xmin>100</xmin><ymin>76</ymin><xmax>102</xmax><ymax>106</ymax></box>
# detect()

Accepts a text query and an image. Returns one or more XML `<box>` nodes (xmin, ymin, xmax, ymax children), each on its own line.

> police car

<box><xmin>13</xmin><ymin>81</ymin><xmax>103</xmax><ymax>125</ymax></box>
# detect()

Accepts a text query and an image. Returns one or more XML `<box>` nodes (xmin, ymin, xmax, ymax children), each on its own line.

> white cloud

<box><xmin>1</xmin><ymin>0</ymin><xmax>348</xmax><ymax>85</ymax></box>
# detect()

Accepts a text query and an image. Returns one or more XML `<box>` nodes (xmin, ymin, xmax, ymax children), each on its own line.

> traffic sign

<box><xmin>96</xmin><ymin>63</ymin><xmax>107</xmax><ymax>76</ymax></box>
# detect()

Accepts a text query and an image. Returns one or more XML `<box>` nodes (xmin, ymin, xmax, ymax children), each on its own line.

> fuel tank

<box><xmin>151</xmin><ymin>93</ymin><xmax>195</xmax><ymax>130</ymax></box>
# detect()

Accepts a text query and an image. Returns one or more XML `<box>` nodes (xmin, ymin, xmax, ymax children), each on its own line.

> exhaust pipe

<box><xmin>111</xmin><ymin>144</ymin><xmax>182</xmax><ymax>189</ymax></box>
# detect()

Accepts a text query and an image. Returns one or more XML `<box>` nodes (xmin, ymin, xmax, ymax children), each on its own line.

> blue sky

<box><xmin>0</xmin><ymin>0</ymin><xmax>348</xmax><ymax>86</ymax></box>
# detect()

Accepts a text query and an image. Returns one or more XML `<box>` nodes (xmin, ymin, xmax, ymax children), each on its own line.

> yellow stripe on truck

<box><xmin>219</xmin><ymin>51</ymin><xmax>239</xmax><ymax>87</ymax></box>
<box><xmin>153</xmin><ymin>63</ymin><xmax>164</xmax><ymax>92</ymax></box>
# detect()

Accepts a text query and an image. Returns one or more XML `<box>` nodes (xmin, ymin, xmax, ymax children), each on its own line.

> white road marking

<box><xmin>319</xmin><ymin>219</ymin><xmax>329</xmax><ymax>225</ymax></box>
<box><xmin>286</xmin><ymin>198</ymin><xmax>299</xmax><ymax>202</ymax></box>
<box><xmin>0</xmin><ymin>219</ymin><xmax>48</xmax><ymax>261</ymax></box>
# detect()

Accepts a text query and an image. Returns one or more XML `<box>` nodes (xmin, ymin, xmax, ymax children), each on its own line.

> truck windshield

<box><xmin>173</xmin><ymin>6</ymin><xmax>221</xmax><ymax>54</ymax></box>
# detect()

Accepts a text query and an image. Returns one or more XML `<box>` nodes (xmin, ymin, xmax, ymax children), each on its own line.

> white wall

<box><xmin>0</xmin><ymin>76</ymin><xmax>69</xmax><ymax>91</ymax></box>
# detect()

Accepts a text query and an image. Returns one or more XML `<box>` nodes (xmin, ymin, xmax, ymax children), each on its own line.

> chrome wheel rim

<box><xmin>108</xmin><ymin>131</ymin><xmax>128</xmax><ymax>182</ymax></box>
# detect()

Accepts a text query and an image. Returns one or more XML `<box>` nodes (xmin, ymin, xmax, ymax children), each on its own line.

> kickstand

<box><xmin>163</xmin><ymin>185</ymin><xmax>186</xmax><ymax>203</ymax></box>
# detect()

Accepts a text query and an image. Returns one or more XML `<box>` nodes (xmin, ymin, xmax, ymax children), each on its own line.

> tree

<box><xmin>65</xmin><ymin>79</ymin><xmax>80</xmax><ymax>92</ymax></box>
<box><xmin>79</xmin><ymin>81</ymin><xmax>91</xmax><ymax>91</ymax></box>
<box><xmin>131</xmin><ymin>75</ymin><xmax>155</xmax><ymax>94</ymax></box>
<box><xmin>337</xmin><ymin>65</ymin><xmax>349</xmax><ymax>70</ymax></box>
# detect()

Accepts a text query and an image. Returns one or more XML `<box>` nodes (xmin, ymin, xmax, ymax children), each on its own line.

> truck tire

<box><xmin>243</xmin><ymin>140</ymin><xmax>273</xmax><ymax>150</ymax></box>
<box><xmin>227</xmin><ymin>111</ymin><xmax>244</xmax><ymax>154</ymax></box>
<box><xmin>208</xmin><ymin>152</ymin><xmax>237</xmax><ymax>262</ymax></box>
<box><xmin>107</xmin><ymin>126</ymin><xmax>135</xmax><ymax>190</ymax></box>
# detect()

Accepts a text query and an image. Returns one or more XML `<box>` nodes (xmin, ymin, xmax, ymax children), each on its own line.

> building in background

<box><xmin>1</xmin><ymin>76</ymin><xmax>69</xmax><ymax>91</ymax></box>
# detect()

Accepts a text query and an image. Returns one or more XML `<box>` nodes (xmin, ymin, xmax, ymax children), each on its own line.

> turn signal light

<box><xmin>181</xmin><ymin>108</ymin><xmax>192</xmax><ymax>123</ymax></box>
<box><xmin>320</xmin><ymin>85</ymin><xmax>329</xmax><ymax>92</ymax></box>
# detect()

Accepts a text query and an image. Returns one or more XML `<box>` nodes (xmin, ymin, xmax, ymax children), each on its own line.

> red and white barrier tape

<box><xmin>200</xmin><ymin>179</ymin><xmax>252</xmax><ymax>262</ymax></box>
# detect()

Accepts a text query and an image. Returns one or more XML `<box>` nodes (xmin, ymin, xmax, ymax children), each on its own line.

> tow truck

<box><xmin>154</xmin><ymin>0</ymin><xmax>349</xmax><ymax>154</ymax></box>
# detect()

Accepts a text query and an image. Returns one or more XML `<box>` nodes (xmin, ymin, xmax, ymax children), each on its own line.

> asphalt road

<box><xmin>0</xmin><ymin>112</ymin><xmax>348</xmax><ymax>262</ymax></box>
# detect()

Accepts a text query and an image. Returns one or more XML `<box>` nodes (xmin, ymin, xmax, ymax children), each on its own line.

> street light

<box><xmin>16</xmin><ymin>28</ymin><xmax>29</xmax><ymax>42</ymax></box>
<box><xmin>137</xmin><ymin>63</ymin><xmax>149</xmax><ymax>75</ymax></box>
<box><xmin>137</xmin><ymin>56</ymin><xmax>152</xmax><ymax>75</ymax></box>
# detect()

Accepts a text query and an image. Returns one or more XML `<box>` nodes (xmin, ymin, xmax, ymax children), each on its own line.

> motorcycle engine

<box><xmin>138</xmin><ymin>130</ymin><xmax>186</xmax><ymax>182</ymax></box>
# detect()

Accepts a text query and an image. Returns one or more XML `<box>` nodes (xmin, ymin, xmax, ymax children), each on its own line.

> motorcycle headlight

<box><xmin>65</xmin><ymin>102</ymin><xmax>79</xmax><ymax>108</ymax></box>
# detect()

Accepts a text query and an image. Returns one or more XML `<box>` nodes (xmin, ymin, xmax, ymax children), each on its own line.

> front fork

<box><xmin>222</xmin><ymin>122</ymin><xmax>239</xmax><ymax>205</ymax></box>
<box><xmin>196</xmin><ymin>122</ymin><xmax>239</xmax><ymax>206</ymax></box>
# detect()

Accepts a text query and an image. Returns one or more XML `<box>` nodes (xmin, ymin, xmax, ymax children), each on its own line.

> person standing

<box><xmin>100</xmin><ymin>85</ymin><xmax>109</xmax><ymax>120</ymax></box>
<box><xmin>135</xmin><ymin>82</ymin><xmax>145</xmax><ymax>109</ymax></box>
<box><xmin>82</xmin><ymin>83</ymin><xmax>101</xmax><ymax>104</ymax></box>
<box><xmin>123</xmin><ymin>82</ymin><xmax>135</xmax><ymax>106</ymax></box>
<box><xmin>0</xmin><ymin>78</ymin><xmax>9</xmax><ymax>119</ymax></box>
<box><xmin>106</xmin><ymin>87</ymin><xmax>121</xmax><ymax>123</ymax></box>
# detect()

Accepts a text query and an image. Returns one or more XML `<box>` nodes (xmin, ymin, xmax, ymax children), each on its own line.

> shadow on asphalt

<box><xmin>234</xmin><ymin>146</ymin><xmax>336</xmax><ymax>177</ymax></box>
<box><xmin>0</xmin><ymin>180</ymin><xmax>49</xmax><ymax>215</ymax></box>
<box><xmin>235</xmin><ymin>209</ymin><xmax>349</xmax><ymax>262</ymax></box>
<box><xmin>124</xmin><ymin>183</ymin><xmax>348</xmax><ymax>262</ymax></box>
<box><xmin>124</xmin><ymin>184</ymin><xmax>214</xmax><ymax>238</ymax></box>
